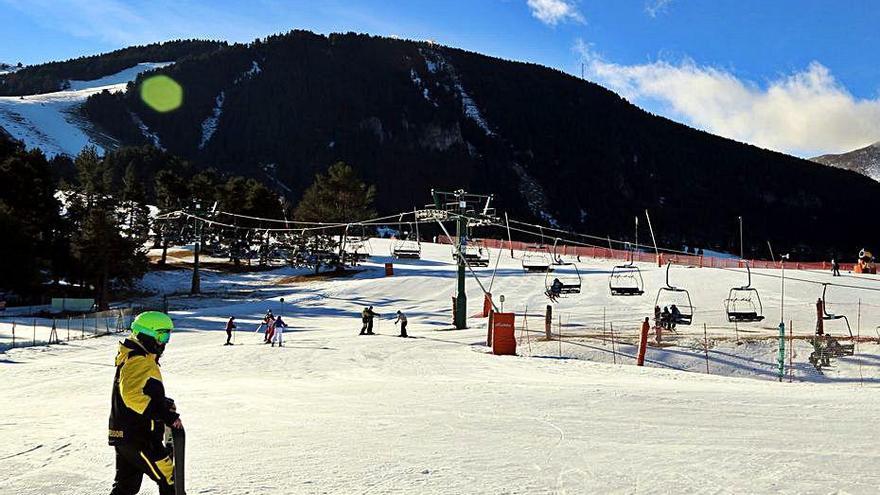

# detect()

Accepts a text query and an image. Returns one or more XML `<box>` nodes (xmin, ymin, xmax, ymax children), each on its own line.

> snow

<box><xmin>131</xmin><ymin>111</ymin><xmax>163</xmax><ymax>150</ymax></box>
<box><xmin>420</xmin><ymin>50</ymin><xmax>494</xmax><ymax>135</ymax></box>
<box><xmin>198</xmin><ymin>91</ymin><xmax>224</xmax><ymax>149</ymax></box>
<box><xmin>2</xmin><ymin>239</ymin><xmax>880</xmax><ymax>493</ymax></box>
<box><xmin>409</xmin><ymin>68</ymin><xmax>437</xmax><ymax>106</ymax></box>
<box><xmin>0</xmin><ymin>62</ymin><xmax>170</xmax><ymax>157</ymax></box>
<box><xmin>233</xmin><ymin>60</ymin><xmax>262</xmax><ymax>84</ymax></box>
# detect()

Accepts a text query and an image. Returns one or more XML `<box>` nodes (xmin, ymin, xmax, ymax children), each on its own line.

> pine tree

<box><xmin>294</xmin><ymin>161</ymin><xmax>376</xmax><ymax>223</ymax></box>
<box><xmin>121</xmin><ymin>163</ymin><xmax>151</xmax><ymax>245</ymax></box>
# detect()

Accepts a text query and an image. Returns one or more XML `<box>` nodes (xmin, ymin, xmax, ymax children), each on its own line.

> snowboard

<box><xmin>165</xmin><ymin>427</ymin><xmax>186</xmax><ymax>495</ymax></box>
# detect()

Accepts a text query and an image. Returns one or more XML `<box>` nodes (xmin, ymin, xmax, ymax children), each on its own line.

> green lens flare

<box><xmin>139</xmin><ymin>75</ymin><xmax>183</xmax><ymax>113</ymax></box>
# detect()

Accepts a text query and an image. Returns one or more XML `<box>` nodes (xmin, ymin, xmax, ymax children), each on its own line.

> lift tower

<box><xmin>429</xmin><ymin>189</ymin><xmax>496</xmax><ymax>329</ymax></box>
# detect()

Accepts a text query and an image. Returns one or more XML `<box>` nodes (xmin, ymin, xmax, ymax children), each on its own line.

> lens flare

<box><xmin>139</xmin><ymin>75</ymin><xmax>183</xmax><ymax>113</ymax></box>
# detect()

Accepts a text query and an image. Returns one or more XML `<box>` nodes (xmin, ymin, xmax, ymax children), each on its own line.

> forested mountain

<box><xmin>0</xmin><ymin>40</ymin><xmax>225</xmax><ymax>95</ymax></box>
<box><xmin>811</xmin><ymin>142</ymin><xmax>880</xmax><ymax>183</ymax></box>
<box><xmin>29</xmin><ymin>31</ymin><xmax>880</xmax><ymax>258</ymax></box>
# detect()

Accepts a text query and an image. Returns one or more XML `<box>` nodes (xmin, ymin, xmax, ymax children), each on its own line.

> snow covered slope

<box><xmin>2</xmin><ymin>240</ymin><xmax>880</xmax><ymax>493</ymax></box>
<box><xmin>0</xmin><ymin>62</ymin><xmax>170</xmax><ymax>157</ymax></box>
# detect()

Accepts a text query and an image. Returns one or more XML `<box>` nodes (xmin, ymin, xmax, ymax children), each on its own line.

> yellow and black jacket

<box><xmin>108</xmin><ymin>338</ymin><xmax>178</xmax><ymax>446</ymax></box>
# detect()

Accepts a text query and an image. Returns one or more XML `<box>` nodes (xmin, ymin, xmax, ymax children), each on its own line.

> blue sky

<box><xmin>2</xmin><ymin>0</ymin><xmax>879</xmax><ymax>156</ymax></box>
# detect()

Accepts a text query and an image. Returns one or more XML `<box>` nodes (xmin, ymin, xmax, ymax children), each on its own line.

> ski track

<box><xmin>2</xmin><ymin>239</ymin><xmax>880</xmax><ymax>493</ymax></box>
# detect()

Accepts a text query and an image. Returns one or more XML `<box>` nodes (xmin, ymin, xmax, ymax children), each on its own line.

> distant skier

<box><xmin>225</xmin><ymin>316</ymin><xmax>236</xmax><ymax>345</ymax></box>
<box><xmin>360</xmin><ymin>306</ymin><xmax>379</xmax><ymax>335</ymax></box>
<box><xmin>108</xmin><ymin>311</ymin><xmax>182</xmax><ymax>495</ymax></box>
<box><xmin>394</xmin><ymin>310</ymin><xmax>409</xmax><ymax>338</ymax></box>
<box><xmin>831</xmin><ymin>258</ymin><xmax>841</xmax><ymax>277</ymax></box>
<box><xmin>271</xmin><ymin>315</ymin><xmax>286</xmax><ymax>347</ymax></box>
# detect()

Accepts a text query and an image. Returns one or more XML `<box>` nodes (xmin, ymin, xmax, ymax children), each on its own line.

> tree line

<box><xmin>0</xmin><ymin>136</ymin><xmax>375</xmax><ymax>309</ymax></box>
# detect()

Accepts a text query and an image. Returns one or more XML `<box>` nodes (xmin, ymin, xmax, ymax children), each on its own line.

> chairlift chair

<box><xmin>724</xmin><ymin>263</ymin><xmax>765</xmax><ymax>322</ymax></box>
<box><xmin>609</xmin><ymin>260</ymin><xmax>645</xmax><ymax>296</ymax></box>
<box><xmin>654</xmin><ymin>262</ymin><xmax>694</xmax><ymax>325</ymax></box>
<box><xmin>454</xmin><ymin>244</ymin><xmax>490</xmax><ymax>267</ymax></box>
<box><xmin>522</xmin><ymin>245</ymin><xmax>552</xmax><ymax>273</ymax></box>
<box><xmin>391</xmin><ymin>238</ymin><xmax>421</xmax><ymax>259</ymax></box>
<box><xmin>545</xmin><ymin>263</ymin><xmax>582</xmax><ymax>300</ymax></box>
<box><xmin>820</xmin><ymin>284</ymin><xmax>854</xmax><ymax>339</ymax></box>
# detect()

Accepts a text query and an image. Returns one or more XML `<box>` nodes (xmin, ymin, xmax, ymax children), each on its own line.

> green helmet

<box><xmin>131</xmin><ymin>311</ymin><xmax>174</xmax><ymax>344</ymax></box>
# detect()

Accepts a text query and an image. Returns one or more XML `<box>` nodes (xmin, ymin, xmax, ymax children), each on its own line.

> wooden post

<box><xmin>67</xmin><ymin>316</ymin><xmax>71</xmax><ymax>341</ymax></box>
<box><xmin>545</xmin><ymin>305</ymin><xmax>552</xmax><ymax>340</ymax></box>
<box><xmin>33</xmin><ymin>318</ymin><xmax>36</xmax><ymax>346</ymax></box>
<box><xmin>557</xmin><ymin>314</ymin><xmax>562</xmax><ymax>358</ymax></box>
<box><xmin>637</xmin><ymin>318</ymin><xmax>650</xmax><ymax>366</ymax></box>
<box><xmin>11</xmin><ymin>321</ymin><xmax>15</xmax><ymax>348</ymax></box>
<box><xmin>610</xmin><ymin>322</ymin><xmax>617</xmax><ymax>365</ymax></box>
<box><xmin>703</xmin><ymin>323</ymin><xmax>710</xmax><ymax>374</ymax></box>
<box><xmin>487</xmin><ymin>310</ymin><xmax>494</xmax><ymax>347</ymax></box>
<box><xmin>81</xmin><ymin>314</ymin><xmax>85</xmax><ymax>339</ymax></box>
<box><xmin>788</xmin><ymin>320</ymin><xmax>794</xmax><ymax>383</ymax></box>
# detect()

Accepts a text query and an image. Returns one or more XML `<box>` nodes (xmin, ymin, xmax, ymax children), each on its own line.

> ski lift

<box><xmin>551</xmin><ymin>238</ymin><xmax>567</xmax><ymax>265</ymax></box>
<box><xmin>609</xmin><ymin>261</ymin><xmax>645</xmax><ymax>296</ymax></box>
<box><xmin>391</xmin><ymin>236</ymin><xmax>421</xmax><ymax>259</ymax></box>
<box><xmin>655</xmin><ymin>262</ymin><xmax>694</xmax><ymax>325</ymax></box>
<box><xmin>544</xmin><ymin>262</ymin><xmax>581</xmax><ymax>299</ymax></box>
<box><xmin>522</xmin><ymin>244</ymin><xmax>552</xmax><ymax>273</ymax></box>
<box><xmin>820</xmin><ymin>284</ymin><xmax>854</xmax><ymax>339</ymax></box>
<box><xmin>724</xmin><ymin>263</ymin><xmax>765</xmax><ymax>322</ymax></box>
<box><xmin>391</xmin><ymin>214</ymin><xmax>421</xmax><ymax>259</ymax></box>
<box><xmin>454</xmin><ymin>242</ymin><xmax>490</xmax><ymax>267</ymax></box>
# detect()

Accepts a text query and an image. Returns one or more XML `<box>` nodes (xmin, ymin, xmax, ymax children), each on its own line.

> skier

<box><xmin>225</xmin><ymin>316</ymin><xmax>236</xmax><ymax>345</ymax></box>
<box><xmin>670</xmin><ymin>304</ymin><xmax>682</xmax><ymax>330</ymax></box>
<box><xmin>394</xmin><ymin>310</ymin><xmax>409</xmax><ymax>338</ymax></box>
<box><xmin>360</xmin><ymin>306</ymin><xmax>379</xmax><ymax>335</ymax></box>
<box><xmin>262</xmin><ymin>309</ymin><xmax>274</xmax><ymax>343</ymax></box>
<box><xmin>548</xmin><ymin>277</ymin><xmax>564</xmax><ymax>302</ymax></box>
<box><xmin>831</xmin><ymin>258</ymin><xmax>841</xmax><ymax>277</ymax></box>
<box><xmin>660</xmin><ymin>306</ymin><xmax>672</xmax><ymax>330</ymax></box>
<box><xmin>108</xmin><ymin>311</ymin><xmax>181</xmax><ymax>495</ymax></box>
<box><xmin>271</xmin><ymin>315</ymin><xmax>286</xmax><ymax>347</ymax></box>
<box><xmin>265</xmin><ymin>316</ymin><xmax>277</xmax><ymax>344</ymax></box>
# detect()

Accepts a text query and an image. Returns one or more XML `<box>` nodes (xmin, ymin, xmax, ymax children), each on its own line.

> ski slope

<box><xmin>0</xmin><ymin>63</ymin><xmax>170</xmax><ymax>157</ymax></box>
<box><xmin>2</xmin><ymin>240</ymin><xmax>879</xmax><ymax>493</ymax></box>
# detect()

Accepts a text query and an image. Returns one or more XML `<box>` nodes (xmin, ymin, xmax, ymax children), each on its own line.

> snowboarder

<box><xmin>831</xmin><ymin>258</ymin><xmax>841</xmax><ymax>277</ymax></box>
<box><xmin>394</xmin><ymin>310</ymin><xmax>408</xmax><ymax>338</ymax></box>
<box><xmin>108</xmin><ymin>311</ymin><xmax>182</xmax><ymax>495</ymax></box>
<box><xmin>271</xmin><ymin>315</ymin><xmax>286</xmax><ymax>347</ymax></box>
<box><xmin>360</xmin><ymin>306</ymin><xmax>379</xmax><ymax>335</ymax></box>
<box><xmin>225</xmin><ymin>316</ymin><xmax>236</xmax><ymax>345</ymax></box>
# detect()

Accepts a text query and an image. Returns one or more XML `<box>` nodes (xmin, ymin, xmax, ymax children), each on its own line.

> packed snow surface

<box><xmin>2</xmin><ymin>240</ymin><xmax>880</xmax><ymax>493</ymax></box>
<box><xmin>0</xmin><ymin>62</ymin><xmax>170</xmax><ymax>156</ymax></box>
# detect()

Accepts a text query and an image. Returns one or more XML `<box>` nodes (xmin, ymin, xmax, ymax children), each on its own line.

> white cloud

<box><xmin>575</xmin><ymin>40</ymin><xmax>880</xmax><ymax>157</ymax></box>
<box><xmin>527</xmin><ymin>0</ymin><xmax>584</xmax><ymax>26</ymax></box>
<box><xmin>644</xmin><ymin>0</ymin><xmax>673</xmax><ymax>18</ymax></box>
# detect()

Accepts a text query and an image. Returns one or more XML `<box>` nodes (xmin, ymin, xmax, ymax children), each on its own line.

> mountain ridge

<box><xmin>811</xmin><ymin>142</ymin><xmax>880</xmax><ymax>182</ymax></box>
<box><xmin>4</xmin><ymin>30</ymin><xmax>879</xmax><ymax>257</ymax></box>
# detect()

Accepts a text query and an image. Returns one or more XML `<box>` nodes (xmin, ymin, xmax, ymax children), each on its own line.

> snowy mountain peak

<box><xmin>811</xmin><ymin>141</ymin><xmax>880</xmax><ymax>182</ymax></box>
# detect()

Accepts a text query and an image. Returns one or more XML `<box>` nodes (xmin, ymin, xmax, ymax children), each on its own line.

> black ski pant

<box><xmin>226</xmin><ymin>329</ymin><xmax>233</xmax><ymax>344</ymax></box>
<box><xmin>110</xmin><ymin>442</ymin><xmax>175</xmax><ymax>495</ymax></box>
<box><xmin>399</xmin><ymin>322</ymin><xmax>408</xmax><ymax>338</ymax></box>
<box><xmin>367</xmin><ymin>319</ymin><xmax>374</xmax><ymax>334</ymax></box>
<box><xmin>360</xmin><ymin>321</ymin><xmax>368</xmax><ymax>335</ymax></box>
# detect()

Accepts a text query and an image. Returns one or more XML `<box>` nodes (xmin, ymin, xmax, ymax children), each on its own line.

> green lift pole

<box><xmin>455</xmin><ymin>213</ymin><xmax>468</xmax><ymax>329</ymax></box>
